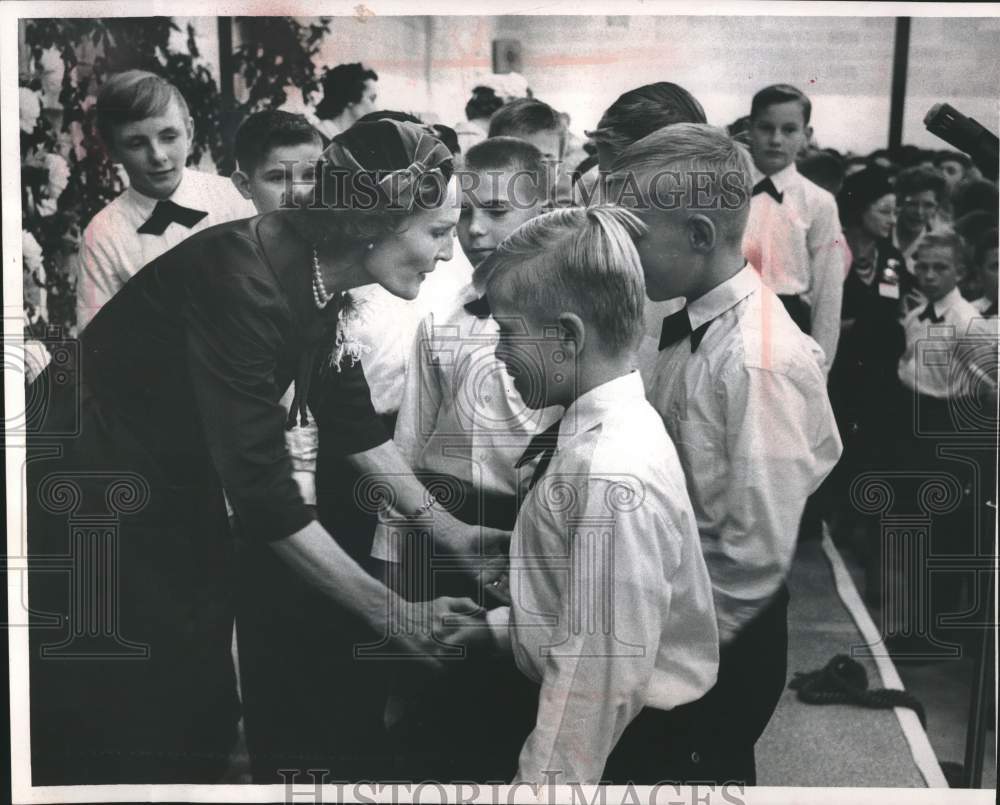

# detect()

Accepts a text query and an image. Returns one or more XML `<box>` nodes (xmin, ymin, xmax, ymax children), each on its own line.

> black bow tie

<box><xmin>137</xmin><ymin>200</ymin><xmax>208</xmax><ymax>236</ymax></box>
<box><xmin>752</xmin><ymin>177</ymin><xmax>783</xmax><ymax>204</ymax></box>
<box><xmin>659</xmin><ymin>309</ymin><xmax>711</xmax><ymax>352</ymax></box>
<box><xmin>463</xmin><ymin>295</ymin><xmax>491</xmax><ymax>319</ymax></box>
<box><xmin>917</xmin><ymin>303</ymin><xmax>944</xmax><ymax>324</ymax></box>
<box><xmin>516</xmin><ymin>418</ymin><xmax>562</xmax><ymax>491</ymax></box>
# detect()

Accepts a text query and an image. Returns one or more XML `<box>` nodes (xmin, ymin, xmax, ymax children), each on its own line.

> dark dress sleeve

<box><xmin>181</xmin><ymin>232</ymin><xmax>314</xmax><ymax>542</ymax></box>
<box><xmin>308</xmin><ymin>351</ymin><xmax>390</xmax><ymax>456</ymax></box>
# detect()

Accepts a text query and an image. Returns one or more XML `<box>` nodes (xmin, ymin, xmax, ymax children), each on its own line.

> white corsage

<box><xmin>328</xmin><ymin>293</ymin><xmax>371</xmax><ymax>371</ymax></box>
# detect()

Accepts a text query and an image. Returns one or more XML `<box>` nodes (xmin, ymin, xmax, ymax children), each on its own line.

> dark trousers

<box><xmin>778</xmin><ymin>294</ymin><xmax>812</xmax><ymax>335</ymax></box>
<box><xmin>386</xmin><ymin>486</ymin><xmax>534</xmax><ymax>782</ymax></box>
<box><xmin>603</xmin><ymin>586</ymin><xmax>790</xmax><ymax>786</ymax></box>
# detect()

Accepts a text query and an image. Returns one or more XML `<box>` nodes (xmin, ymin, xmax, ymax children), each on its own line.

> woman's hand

<box><xmin>387</xmin><ymin>596</ymin><xmax>487</xmax><ymax>671</ymax></box>
<box><xmin>433</xmin><ymin>507</ymin><xmax>510</xmax><ymax>554</ymax></box>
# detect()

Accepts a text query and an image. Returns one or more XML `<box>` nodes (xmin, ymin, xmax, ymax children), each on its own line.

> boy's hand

<box><xmin>483</xmin><ymin>565</ymin><xmax>512</xmax><ymax>606</ymax></box>
<box><xmin>437</xmin><ymin>602</ymin><xmax>497</xmax><ymax>659</ymax></box>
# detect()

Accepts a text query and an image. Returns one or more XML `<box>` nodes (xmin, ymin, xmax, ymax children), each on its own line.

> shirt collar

<box><xmin>557</xmin><ymin>370</ymin><xmax>644</xmax><ymax>449</ymax></box>
<box><xmin>930</xmin><ymin>286</ymin><xmax>963</xmax><ymax>316</ymax></box>
<box><xmin>125</xmin><ymin>167</ymin><xmax>196</xmax><ymax>216</ymax></box>
<box><xmin>685</xmin><ymin>263</ymin><xmax>760</xmax><ymax>331</ymax></box>
<box><xmin>751</xmin><ymin>161</ymin><xmax>798</xmax><ymax>193</ymax></box>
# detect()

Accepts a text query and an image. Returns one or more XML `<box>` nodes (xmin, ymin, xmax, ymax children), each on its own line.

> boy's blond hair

<box><xmin>607</xmin><ymin>122</ymin><xmax>753</xmax><ymax>247</ymax></box>
<box><xmin>917</xmin><ymin>229</ymin><xmax>966</xmax><ymax>270</ymax></box>
<box><xmin>483</xmin><ymin>205</ymin><xmax>647</xmax><ymax>354</ymax></box>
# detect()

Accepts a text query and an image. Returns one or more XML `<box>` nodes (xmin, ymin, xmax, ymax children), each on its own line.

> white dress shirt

<box><xmin>76</xmin><ymin>167</ymin><xmax>256</xmax><ymax>331</ymax></box>
<box><xmin>897</xmin><ymin>286</ymin><xmax>984</xmax><ymax>399</ymax></box>
<box><xmin>742</xmin><ymin>162</ymin><xmax>845</xmax><ymax>375</ymax></box>
<box><xmin>491</xmin><ymin>371</ymin><xmax>719</xmax><ymax>785</ymax></box>
<box><xmin>645</xmin><ymin>265</ymin><xmax>842</xmax><ymax>644</ymax></box>
<box><xmin>343</xmin><ymin>249</ymin><xmax>474</xmax><ymax>416</ymax></box>
<box><xmin>371</xmin><ymin>283</ymin><xmax>562</xmax><ymax>561</ymax></box>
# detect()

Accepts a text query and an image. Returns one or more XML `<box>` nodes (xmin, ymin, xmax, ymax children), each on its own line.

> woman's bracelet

<box><xmin>409</xmin><ymin>494</ymin><xmax>438</xmax><ymax>519</ymax></box>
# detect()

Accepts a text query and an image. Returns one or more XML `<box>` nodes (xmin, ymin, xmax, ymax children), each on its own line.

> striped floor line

<box><xmin>820</xmin><ymin>529</ymin><xmax>950</xmax><ymax>788</ymax></box>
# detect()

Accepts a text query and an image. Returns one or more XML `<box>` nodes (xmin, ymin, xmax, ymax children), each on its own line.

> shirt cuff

<box><xmin>292</xmin><ymin>471</ymin><xmax>316</xmax><ymax>507</ymax></box>
<box><xmin>370</xmin><ymin>520</ymin><xmax>400</xmax><ymax>563</ymax></box>
<box><xmin>486</xmin><ymin>606</ymin><xmax>511</xmax><ymax>653</ymax></box>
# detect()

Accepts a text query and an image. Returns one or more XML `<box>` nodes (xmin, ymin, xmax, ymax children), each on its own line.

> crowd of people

<box><xmin>24</xmin><ymin>57</ymin><xmax>998</xmax><ymax>788</ymax></box>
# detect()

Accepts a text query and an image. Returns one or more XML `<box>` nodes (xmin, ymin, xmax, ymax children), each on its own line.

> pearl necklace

<box><xmin>311</xmin><ymin>247</ymin><xmax>333</xmax><ymax>309</ymax></box>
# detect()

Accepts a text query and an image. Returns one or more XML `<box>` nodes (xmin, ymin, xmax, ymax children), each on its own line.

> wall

<box><xmin>295</xmin><ymin>13</ymin><xmax>998</xmax><ymax>155</ymax></box>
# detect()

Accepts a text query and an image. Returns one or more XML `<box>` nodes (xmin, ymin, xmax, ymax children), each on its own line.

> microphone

<box><xmin>924</xmin><ymin>103</ymin><xmax>998</xmax><ymax>178</ymax></box>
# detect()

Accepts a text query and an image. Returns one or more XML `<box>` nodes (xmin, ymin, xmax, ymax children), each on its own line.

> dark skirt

<box><xmin>26</xmin><ymin>366</ymin><xmax>240</xmax><ymax>785</ymax></box>
<box><xmin>235</xmin><ymin>444</ymin><xmax>392</xmax><ymax>783</ymax></box>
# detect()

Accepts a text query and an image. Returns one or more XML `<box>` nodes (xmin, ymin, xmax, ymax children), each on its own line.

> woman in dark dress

<box><xmin>827</xmin><ymin>167</ymin><xmax>907</xmax><ymax>562</ymax></box>
<box><xmin>26</xmin><ymin>120</ymin><xmax>490</xmax><ymax>785</ymax></box>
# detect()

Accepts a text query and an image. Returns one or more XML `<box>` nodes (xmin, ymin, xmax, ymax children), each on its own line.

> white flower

<box><xmin>38</xmin><ymin>46</ymin><xmax>65</xmax><ymax>106</ymax></box>
<box><xmin>19</xmin><ymin>87</ymin><xmax>42</xmax><ymax>133</ymax></box>
<box><xmin>167</xmin><ymin>25</ymin><xmax>190</xmax><ymax>55</ymax></box>
<box><xmin>22</xmin><ymin>230</ymin><xmax>44</xmax><ymax>274</ymax></box>
<box><xmin>38</xmin><ymin>153</ymin><xmax>71</xmax><ymax>216</ymax></box>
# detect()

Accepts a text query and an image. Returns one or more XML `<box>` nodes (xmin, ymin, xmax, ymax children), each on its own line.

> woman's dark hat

<box><xmin>316</xmin><ymin>119</ymin><xmax>454</xmax><ymax>212</ymax></box>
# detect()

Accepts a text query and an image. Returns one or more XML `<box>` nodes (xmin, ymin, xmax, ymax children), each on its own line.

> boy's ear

<box><xmin>686</xmin><ymin>213</ymin><xmax>717</xmax><ymax>254</ymax></box>
<box><xmin>184</xmin><ymin>115</ymin><xmax>195</xmax><ymax>146</ymax></box>
<box><xmin>557</xmin><ymin>312</ymin><xmax>586</xmax><ymax>355</ymax></box>
<box><xmin>804</xmin><ymin>124</ymin><xmax>814</xmax><ymax>143</ymax></box>
<box><xmin>230</xmin><ymin>170</ymin><xmax>253</xmax><ymax>201</ymax></box>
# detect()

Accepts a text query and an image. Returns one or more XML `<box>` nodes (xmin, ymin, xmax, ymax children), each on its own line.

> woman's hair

<box><xmin>837</xmin><ymin>166</ymin><xmax>894</xmax><ymax>229</ymax></box>
<box><xmin>482</xmin><ymin>205</ymin><xmax>647</xmax><ymax>354</ymax></box>
<box><xmin>315</xmin><ymin>62</ymin><xmax>378</xmax><ymax>121</ymax></box>
<box><xmin>465</xmin><ymin>85</ymin><xmax>504</xmax><ymax>122</ymax></box>
<box><xmin>952</xmin><ymin>178</ymin><xmax>999</xmax><ymax>220</ymax></box>
<box><xmin>296</xmin><ymin>119</ymin><xmax>454</xmax><ymax>248</ymax></box>
<box><xmin>935</xmin><ymin>150</ymin><xmax>972</xmax><ymax>171</ymax></box>
<box><xmin>586</xmin><ymin>82</ymin><xmax>706</xmax><ymax>159</ymax></box>
<box><xmin>894</xmin><ymin>165</ymin><xmax>947</xmax><ymax>202</ymax></box>
<box><xmin>608</xmin><ymin>123</ymin><xmax>753</xmax><ymax>248</ymax></box>
<box><xmin>234</xmin><ymin>109</ymin><xmax>322</xmax><ymax>174</ymax></box>
<box><xmin>96</xmin><ymin>70</ymin><xmax>191</xmax><ymax>146</ymax></box>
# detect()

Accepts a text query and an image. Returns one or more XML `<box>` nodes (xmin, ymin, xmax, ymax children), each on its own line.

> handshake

<box><xmin>378</xmin><ymin>516</ymin><xmax>514</xmax><ymax>672</ymax></box>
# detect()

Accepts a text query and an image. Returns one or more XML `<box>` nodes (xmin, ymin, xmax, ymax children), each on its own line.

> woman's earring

<box><xmin>367</xmin><ymin>242</ymin><xmax>375</xmax><ymax>251</ymax></box>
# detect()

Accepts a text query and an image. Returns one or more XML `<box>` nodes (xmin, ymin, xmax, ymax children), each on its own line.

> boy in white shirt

<box><xmin>897</xmin><ymin>230</ymin><xmax>987</xmax><ymax>431</ymax></box>
<box><xmin>376</xmin><ymin>136</ymin><xmax>559</xmax><ymax>562</ymax></box>
<box><xmin>741</xmin><ymin>84</ymin><xmax>845</xmax><ymax>375</ymax></box>
<box><xmin>891</xmin><ymin>230</ymin><xmax>996</xmax><ymax>656</ymax></box>
<box><xmin>76</xmin><ymin>70</ymin><xmax>256</xmax><ymax>331</ymax></box>
<box><xmin>376</xmin><ymin>137</ymin><xmax>560</xmax><ymax>783</ymax></box>
<box><xmin>609</xmin><ymin>123</ymin><xmax>842</xmax><ymax>785</ymax></box>
<box><xmin>484</xmin><ymin>206</ymin><xmax>719</xmax><ymax>785</ymax></box>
